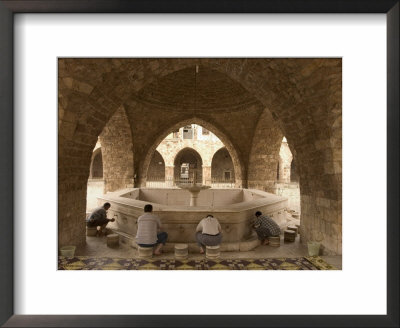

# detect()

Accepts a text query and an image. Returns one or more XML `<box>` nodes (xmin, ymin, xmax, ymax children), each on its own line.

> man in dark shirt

<box><xmin>86</xmin><ymin>202</ymin><xmax>115</xmax><ymax>236</ymax></box>
<box><xmin>252</xmin><ymin>211</ymin><xmax>281</xmax><ymax>245</ymax></box>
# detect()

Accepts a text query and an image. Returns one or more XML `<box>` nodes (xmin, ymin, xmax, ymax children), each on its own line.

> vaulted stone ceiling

<box><xmin>58</xmin><ymin>58</ymin><xmax>342</xmax><ymax>255</ymax></box>
<box><xmin>120</xmin><ymin>65</ymin><xmax>267</xmax><ymax>183</ymax></box>
<box><xmin>134</xmin><ymin>66</ymin><xmax>260</xmax><ymax>113</ymax></box>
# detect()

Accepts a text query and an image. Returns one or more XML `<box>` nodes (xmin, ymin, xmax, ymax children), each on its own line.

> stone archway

<box><xmin>86</xmin><ymin>146</ymin><xmax>105</xmax><ymax>211</ymax></box>
<box><xmin>278</xmin><ymin>137</ymin><xmax>293</xmax><ymax>183</ymax></box>
<box><xmin>211</xmin><ymin>147</ymin><xmax>235</xmax><ymax>184</ymax></box>
<box><xmin>89</xmin><ymin>147</ymin><xmax>103</xmax><ymax>179</ymax></box>
<box><xmin>139</xmin><ymin>117</ymin><xmax>246</xmax><ymax>189</ymax></box>
<box><xmin>147</xmin><ymin>150</ymin><xmax>166</xmax><ymax>181</ymax></box>
<box><xmin>58</xmin><ymin>58</ymin><xmax>341</xmax><ymax>255</ymax></box>
<box><xmin>173</xmin><ymin>147</ymin><xmax>203</xmax><ymax>184</ymax></box>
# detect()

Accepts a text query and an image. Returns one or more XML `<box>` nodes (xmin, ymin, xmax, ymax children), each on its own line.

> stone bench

<box><xmin>269</xmin><ymin>236</ymin><xmax>280</xmax><ymax>247</ymax></box>
<box><xmin>206</xmin><ymin>245</ymin><xmax>220</xmax><ymax>259</ymax></box>
<box><xmin>138</xmin><ymin>246</ymin><xmax>153</xmax><ymax>258</ymax></box>
<box><xmin>174</xmin><ymin>244</ymin><xmax>188</xmax><ymax>260</ymax></box>
<box><xmin>86</xmin><ymin>226</ymin><xmax>97</xmax><ymax>237</ymax></box>
<box><xmin>284</xmin><ymin>230</ymin><xmax>296</xmax><ymax>242</ymax></box>
<box><xmin>287</xmin><ymin>225</ymin><xmax>298</xmax><ymax>235</ymax></box>
<box><xmin>106</xmin><ymin>233</ymin><xmax>119</xmax><ymax>247</ymax></box>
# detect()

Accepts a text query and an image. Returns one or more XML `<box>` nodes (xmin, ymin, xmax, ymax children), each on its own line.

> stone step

<box><xmin>109</xmin><ymin>229</ymin><xmax>260</xmax><ymax>253</ymax></box>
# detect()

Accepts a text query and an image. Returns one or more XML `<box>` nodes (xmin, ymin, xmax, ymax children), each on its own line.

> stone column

<box><xmin>202</xmin><ymin>165</ymin><xmax>211</xmax><ymax>185</ymax></box>
<box><xmin>277</xmin><ymin>159</ymin><xmax>282</xmax><ymax>182</ymax></box>
<box><xmin>134</xmin><ymin>175</ymin><xmax>146</xmax><ymax>188</ymax></box>
<box><xmin>282</xmin><ymin>162</ymin><xmax>291</xmax><ymax>183</ymax></box>
<box><xmin>189</xmin><ymin>190</ymin><xmax>200</xmax><ymax>206</ymax></box>
<box><xmin>165</xmin><ymin>165</ymin><xmax>174</xmax><ymax>187</ymax></box>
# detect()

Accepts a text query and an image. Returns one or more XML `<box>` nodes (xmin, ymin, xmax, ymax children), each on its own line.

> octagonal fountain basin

<box><xmin>97</xmin><ymin>188</ymin><xmax>288</xmax><ymax>252</ymax></box>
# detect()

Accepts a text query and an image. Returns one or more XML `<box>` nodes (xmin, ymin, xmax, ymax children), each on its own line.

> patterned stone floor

<box><xmin>71</xmin><ymin>234</ymin><xmax>342</xmax><ymax>269</ymax></box>
<box><xmin>65</xmin><ymin>232</ymin><xmax>342</xmax><ymax>270</ymax></box>
<box><xmin>58</xmin><ymin>255</ymin><xmax>336</xmax><ymax>270</ymax></box>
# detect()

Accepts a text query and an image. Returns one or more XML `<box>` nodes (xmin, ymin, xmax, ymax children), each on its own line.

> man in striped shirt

<box><xmin>252</xmin><ymin>211</ymin><xmax>281</xmax><ymax>245</ymax></box>
<box><xmin>136</xmin><ymin>204</ymin><xmax>168</xmax><ymax>255</ymax></box>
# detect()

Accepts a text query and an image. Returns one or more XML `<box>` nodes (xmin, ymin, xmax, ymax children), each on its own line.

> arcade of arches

<box><xmin>59</xmin><ymin>58</ymin><xmax>342</xmax><ymax>255</ymax></box>
<box><xmin>87</xmin><ymin>132</ymin><xmax>298</xmax><ymax>210</ymax></box>
<box><xmin>146</xmin><ymin>124</ymin><xmax>237</xmax><ymax>185</ymax></box>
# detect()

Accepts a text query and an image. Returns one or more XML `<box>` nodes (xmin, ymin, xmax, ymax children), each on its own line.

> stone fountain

<box><xmin>99</xmin><ymin>169</ymin><xmax>289</xmax><ymax>251</ymax></box>
<box><xmin>99</xmin><ymin>186</ymin><xmax>288</xmax><ymax>250</ymax></box>
<box><xmin>176</xmin><ymin>172</ymin><xmax>211</xmax><ymax>206</ymax></box>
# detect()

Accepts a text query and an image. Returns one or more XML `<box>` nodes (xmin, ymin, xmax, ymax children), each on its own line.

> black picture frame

<box><xmin>0</xmin><ymin>1</ymin><xmax>398</xmax><ymax>327</ymax></box>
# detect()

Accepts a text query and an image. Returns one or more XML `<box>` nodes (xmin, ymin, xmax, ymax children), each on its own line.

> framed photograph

<box><xmin>0</xmin><ymin>1</ymin><xmax>398</xmax><ymax>327</ymax></box>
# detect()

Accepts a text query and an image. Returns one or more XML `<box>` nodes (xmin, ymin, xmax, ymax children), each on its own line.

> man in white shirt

<box><xmin>195</xmin><ymin>214</ymin><xmax>222</xmax><ymax>254</ymax></box>
<box><xmin>136</xmin><ymin>204</ymin><xmax>168</xmax><ymax>255</ymax></box>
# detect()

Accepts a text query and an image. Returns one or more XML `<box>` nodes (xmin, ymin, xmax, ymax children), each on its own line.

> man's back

<box><xmin>87</xmin><ymin>206</ymin><xmax>106</xmax><ymax>222</ymax></box>
<box><xmin>136</xmin><ymin>213</ymin><xmax>161</xmax><ymax>245</ymax></box>
<box><xmin>257</xmin><ymin>215</ymin><xmax>280</xmax><ymax>236</ymax></box>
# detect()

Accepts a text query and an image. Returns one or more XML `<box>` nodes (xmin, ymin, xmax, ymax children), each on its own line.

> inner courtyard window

<box><xmin>183</xmin><ymin>125</ymin><xmax>193</xmax><ymax>139</ymax></box>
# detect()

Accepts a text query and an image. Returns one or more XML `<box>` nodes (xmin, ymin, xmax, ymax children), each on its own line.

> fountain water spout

<box><xmin>176</xmin><ymin>171</ymin><xmax>211</xmax><ymax>206</ymax></box>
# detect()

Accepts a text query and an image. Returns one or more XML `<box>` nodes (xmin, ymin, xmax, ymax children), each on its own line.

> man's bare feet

<box><xmin>154</xmin><ymin>244</ymin><xmax>163</xmax><ymax>255</ymax></box>
<box><xmin>199</xmin><ymin>247</ymin><xmax>205</xmax><ymax>254</ymax></box>
<box><xmin>262</xmin><ymin>239</ymin><xmax>269</xmax><ymax>245</ymax></box>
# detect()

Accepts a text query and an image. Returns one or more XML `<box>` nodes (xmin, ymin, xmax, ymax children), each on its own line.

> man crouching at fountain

<box><xmin>195</xmin><ymin>215</ymin><xmax>222</xmax><ymax>254</ymax></box>
<box><xmin>252</xmin><ymin>211</ymin><xmax>281</xmax><ymax>245</ymax></box>
<box><xmin>86</xmin><ymin>202</ymin><xmax>115</xmax><ymax>236</ymax></box>
<box><xmin>136</xmin><ymin>204</ymin><xmax>168</xmax><ymax>255</ymax></box>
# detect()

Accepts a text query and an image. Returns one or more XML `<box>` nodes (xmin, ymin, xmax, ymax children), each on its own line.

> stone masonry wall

<box><xmin>99</xmin><ymin>106</ymin><xmax>134</xmax><ymax>192</ymax></box>
<box><xmin>247</xmin><ymin>109</ymin><xmax>284</xmax><ymax>193</ymax></box>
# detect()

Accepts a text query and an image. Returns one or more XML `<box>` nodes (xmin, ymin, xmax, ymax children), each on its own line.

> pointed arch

<box><xmin>173</xmin><ymin>147</ymin><xmax>203</xmax><ymax>183</ymax></box>
<box><xmin>89</xmin><ymin>147</ymin><xmax>103</xmax><ymax>179</ymax></box>
<box><xmin>139</xmin><ymin>117</ymin><xmax>245</xmax><ymax>188</ymax></box>
<box><xmin>211</xmin><ymin>147</ymin><xmax>235</xmax><ymax>183</ymax></box>
<box><xmin>147</xmin><ymin>150</ymin><xmax>166</xmax><ymax>181</ymax></box>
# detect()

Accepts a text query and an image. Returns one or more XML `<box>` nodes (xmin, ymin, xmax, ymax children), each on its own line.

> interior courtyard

<box><xmin>58</xmin><ymin>58</ymin><xmax>342</xmax><ymax>270</ymax></box>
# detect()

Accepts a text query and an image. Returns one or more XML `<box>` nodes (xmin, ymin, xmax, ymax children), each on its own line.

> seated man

<box><xmin>195</xmin><ymin>214</ymin><xmax>222</xmax><ymax>254</ymax></box>
<box><xmin>86</xmin><ymin>202</ymin><xmax>115</xmax><ymax>236</ymax></box>
<box><xmin>252</xmin><ymin>211</ymin><xmax>280</xmax><ymax>245</ymax></box>
<box><xmin>136</xmin><ymin>204</ymin><xmax>168</xmax><ymax>255</ymax></box>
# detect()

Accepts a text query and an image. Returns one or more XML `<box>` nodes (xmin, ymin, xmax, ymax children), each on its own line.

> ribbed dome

<box><xmin>135</xmin><ymin>66</ymin><xmax>259</xmax><ymax>113</ymax></box>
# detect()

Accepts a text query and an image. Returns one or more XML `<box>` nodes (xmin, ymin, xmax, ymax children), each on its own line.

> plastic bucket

<box><xmin>60</xmin><ymin>246</ymin><xmax>76</xmax><ymax>257</ymax></box>
<box><xmin>307</xmin><ymin>241</ymin><xmax>320</xmax><ymax>256</ymax></box>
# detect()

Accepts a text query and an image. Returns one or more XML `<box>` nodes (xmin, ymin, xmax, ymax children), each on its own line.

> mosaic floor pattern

<box><xmin>58</xmin><ymin>256</ymin><xmax>337</xmax><ymax>270</ymax></box>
